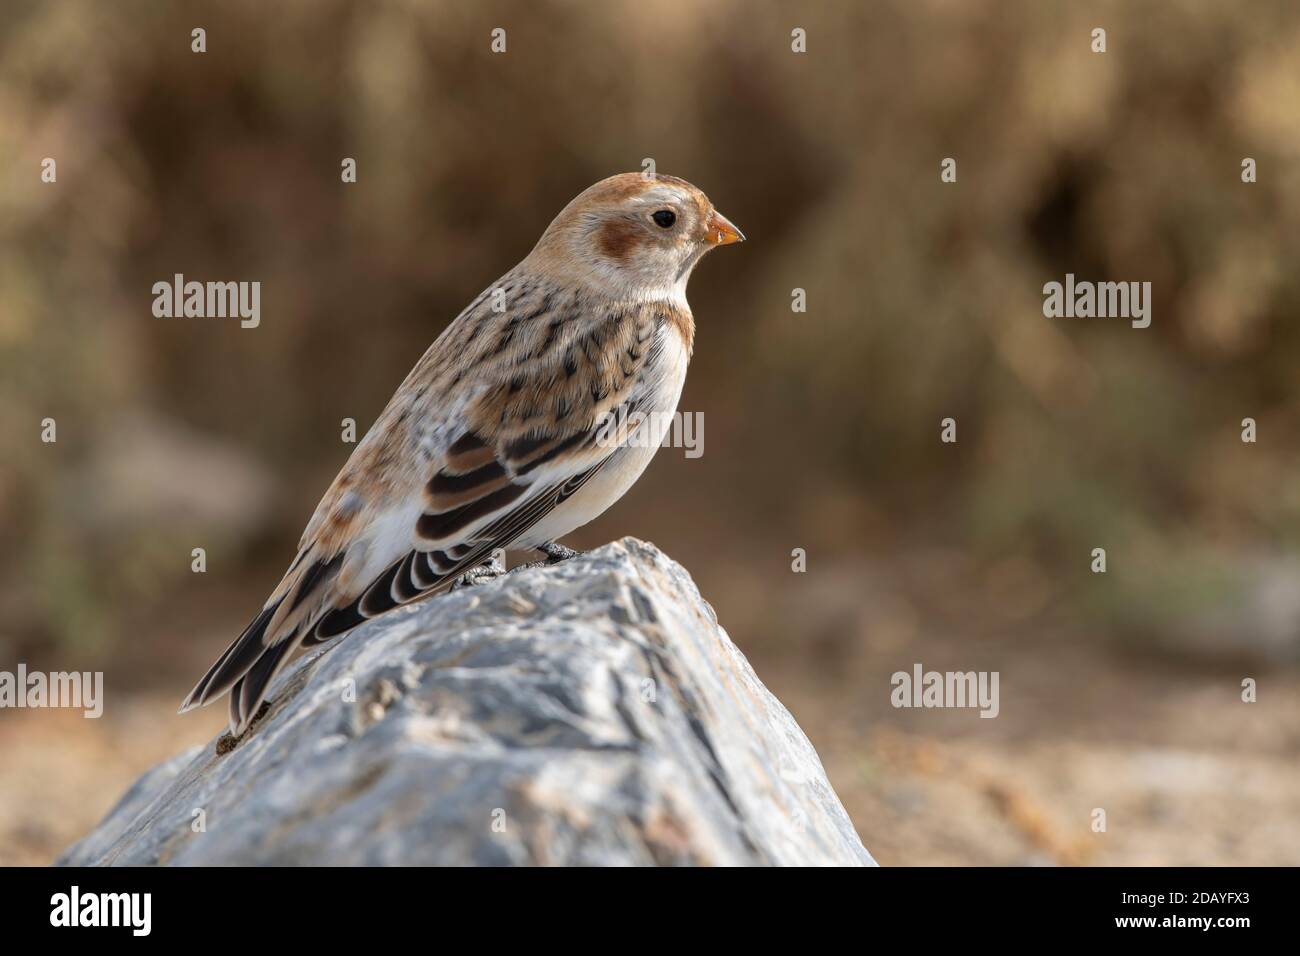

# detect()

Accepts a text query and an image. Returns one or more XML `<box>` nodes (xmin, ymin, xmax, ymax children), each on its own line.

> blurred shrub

<box><xmin>2</xmin><ymin>0</ymin><xmax>1299</xmax><ymax>663</ymax></box>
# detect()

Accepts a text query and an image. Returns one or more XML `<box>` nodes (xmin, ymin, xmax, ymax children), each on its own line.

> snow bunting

<box><xmin>181</xmin><ymin>172</ymin><xmax>744</xmax><ymax>735</ymax></box>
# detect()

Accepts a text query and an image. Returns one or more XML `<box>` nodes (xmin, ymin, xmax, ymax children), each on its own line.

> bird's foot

<box><xmin>452</xmin><ymin>550</ymin><xmax>507</xmax><ymax>591</ymax></box>
<box><xmin>537</xmin><ymin>541</ymin><xmax>581</xmax><ymax>563</ymax></box>
<box><xmin>510</xmin><ymin>541</ymin><xmax>582</xmax><ymax>573</ymax></box>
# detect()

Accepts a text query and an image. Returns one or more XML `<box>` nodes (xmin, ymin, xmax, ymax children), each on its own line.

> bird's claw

<box><xmin>452</xmin><ymin>550</ymin><xmax>507</xmax><ymax>591</ymax></box>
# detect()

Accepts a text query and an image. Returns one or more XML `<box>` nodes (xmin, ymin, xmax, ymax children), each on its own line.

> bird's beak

<box><xmin>703</xmin><ymin>210</ymin><xmax>745</xmax><ymax>246</ymax></box>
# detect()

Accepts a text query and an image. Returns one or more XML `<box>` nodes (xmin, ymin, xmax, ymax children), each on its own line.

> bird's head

<box><xmin>525</xmin><ymin>172</ymin><xmax>744</xmax><ymax>303</ymax></box>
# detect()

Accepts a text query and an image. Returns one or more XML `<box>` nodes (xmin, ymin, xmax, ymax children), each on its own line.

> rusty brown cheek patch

<box><xmin>598</xmin><ymin>219</ymin><xmax>644</xmax><ymax>262</ymax></box>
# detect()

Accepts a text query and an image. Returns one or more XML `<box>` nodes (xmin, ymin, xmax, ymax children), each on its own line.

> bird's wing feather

<box><xmin>180</xmin><ymin>282</ymin><xmax>671</xmax><ymax>734</ymax></box>
<box><xmin>180</xmin><ymin>421</ymin><xmax>617</xmax><ymax>732</ymax></box>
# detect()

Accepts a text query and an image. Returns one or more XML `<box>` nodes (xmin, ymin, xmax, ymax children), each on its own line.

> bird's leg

<box><xmin>536</xmin><ymin>541</ymin><xmax>580</xmax><ymax>563</ymax></box>
<box><xmin>452</xmin><ymin>549</ymin><xmax>507</xmax><ymax>591</ymax></box>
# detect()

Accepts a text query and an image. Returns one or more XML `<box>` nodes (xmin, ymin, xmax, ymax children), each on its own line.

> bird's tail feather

<box><xmin>178</xmin><ymin>597</ymin><xmax>291</xmax><ymax>733</ymax></box>
<box><xmin>226</xmin><ymin>630</ymin><xmax>301</xmax><ymax>735</ymax></box>
<box><xmin>179</xmin><ymin>600</ymin><xmax>281</xmax><ymax>711</ymax></box>
<box><xmin>179</xmin><ymin>542</ymin><xmax>349</xmax><ymax>735</ymax></box>
<box><xmin>178</xmin><ymin>595</ymin><xmax>304</xmax><ymax>738</ymax></box>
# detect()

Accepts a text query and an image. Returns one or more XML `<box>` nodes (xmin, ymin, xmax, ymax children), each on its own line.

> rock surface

<box><xmin>59</xmin><ymin>539</ymin><xmax>874</xmax><ymax>866</ymax></box>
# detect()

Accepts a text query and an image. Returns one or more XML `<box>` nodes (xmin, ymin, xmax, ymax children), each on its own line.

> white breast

<box><xmin>514</xmin><ymin>323</ymin><xmax>690</xmax><ymax>549</ymax></box>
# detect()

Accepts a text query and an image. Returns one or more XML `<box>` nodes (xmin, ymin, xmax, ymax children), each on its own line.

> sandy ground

<box><xmin>0</xmin><ymin>697</ymin><xmax>226</xmax><ymax>866</ymax></box>
<box><xmin>770</xmin><ymin>644</ymin><xmax>1300</xmax><ymax>866</ymax></box>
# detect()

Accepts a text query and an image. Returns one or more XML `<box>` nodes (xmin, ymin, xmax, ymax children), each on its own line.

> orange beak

<box><xmin>703</xmin><ymin>210</ymin><xmax>745</xmax><ymax>246</ymax></box>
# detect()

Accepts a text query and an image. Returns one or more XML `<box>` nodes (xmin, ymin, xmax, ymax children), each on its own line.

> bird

<box><xmin>180</xmin><ymin>171</ymin><xmax>744</xmax><ymax>736</ymax></box>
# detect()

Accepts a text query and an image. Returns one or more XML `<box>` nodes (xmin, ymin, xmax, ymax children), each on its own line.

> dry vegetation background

<box><xmin>2</xmin><ymin>0</ymin><xmax>1299</xmax><ymax>865</ymax></box>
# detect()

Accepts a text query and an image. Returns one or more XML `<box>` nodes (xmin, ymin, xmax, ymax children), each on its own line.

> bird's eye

<box><xmin>652</xmin><ymin>209</ymin><xmax>676</xmax><ymax>228</ymax></box>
